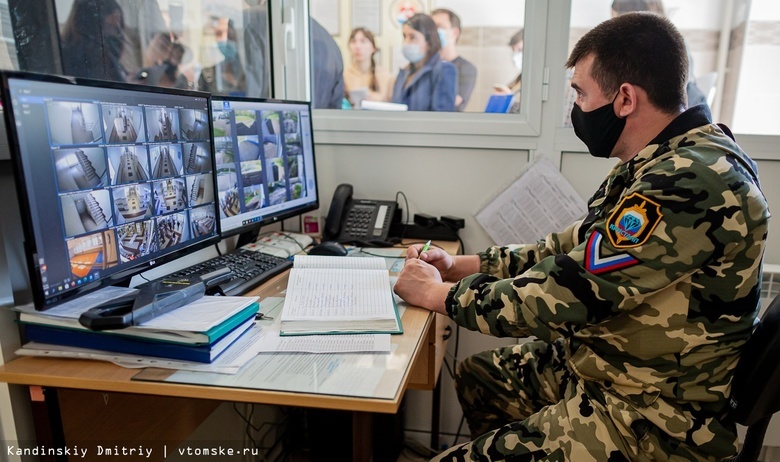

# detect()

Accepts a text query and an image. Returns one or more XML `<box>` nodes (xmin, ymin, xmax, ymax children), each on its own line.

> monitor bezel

<box><xmin>211</xmin><ymin>95</ymin><xmax>320</xmax><ymax>240</ymax></box>
<box><xmin>0</xmin><ymin>70</ymin><xmax>222</xmax><ymax>310</ymax></box>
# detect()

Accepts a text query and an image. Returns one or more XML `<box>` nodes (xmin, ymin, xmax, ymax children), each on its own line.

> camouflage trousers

<box><xmin>432</xmin><ymin>339</ymin><xmax>722</xmax><ymax>461</ymax></box>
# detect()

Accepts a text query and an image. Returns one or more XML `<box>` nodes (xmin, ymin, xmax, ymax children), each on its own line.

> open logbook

<box><xmin>279</xmin><ymin>255</ymin><xmax>402</xmax><ymax>335</ymax></box>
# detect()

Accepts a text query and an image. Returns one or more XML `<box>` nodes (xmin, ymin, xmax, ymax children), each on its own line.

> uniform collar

<box><xmin>648</xmin><ymin>104</ymin><xmax>712</xmax><ymax>146</ymax></box>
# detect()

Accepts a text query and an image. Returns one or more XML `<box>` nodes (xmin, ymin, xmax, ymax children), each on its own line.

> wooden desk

<box><xmin>0</xmin><ymin>241</ymin><xmax>458</xmax><ymax>460</ymax></box>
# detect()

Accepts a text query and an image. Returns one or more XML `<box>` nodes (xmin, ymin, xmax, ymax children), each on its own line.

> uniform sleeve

<box><xmin>447</xmin><ymin>158</ymin><xmax>759</xmax><ymax>340</ymax></box>
<box><xmin>478</xmin><ymin>219</ymin><xmax>584</xmax><ymax>279</ymax></box>
<box><xmin>432</xmin><ymin>62</ymin><xmax>457</xmax><ymax>112</ymax></box>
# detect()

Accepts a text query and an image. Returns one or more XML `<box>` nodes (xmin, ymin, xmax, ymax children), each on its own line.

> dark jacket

<box><xmin>391</xmin><ymin>54</ymin><xmax>457</xmax><ymax>111</ymax></box>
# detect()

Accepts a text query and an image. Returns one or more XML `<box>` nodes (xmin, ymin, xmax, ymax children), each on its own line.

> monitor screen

<box><xmin>1</xmin><ymin>72</ymin><xmax>220</xmax><ymax>309</ymax></box>
<box><xmin>211</xmin><ymin>97</ymin><xmax>318</xmax><ymax>237</ymax></box>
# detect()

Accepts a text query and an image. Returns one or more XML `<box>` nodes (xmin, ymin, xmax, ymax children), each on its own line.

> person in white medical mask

<box><xmin>391</xmin><ymin>13</ymin><xmax>457</xmax><ymax>112</ymax></box>
<box><xmin>493</xmin><ymin>28</ymin><xmax>524</xmax><ymax>113</ymax></box>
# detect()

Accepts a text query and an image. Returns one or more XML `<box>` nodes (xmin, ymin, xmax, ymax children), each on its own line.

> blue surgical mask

<box><xmin>402</xmin><ymin>44</ymin><xmax>425</xmax><ymax>64</ymax></box>
<box><xmin>217</xmin><ymin>40</ymin><xmax>238</xmax><ymax>60</ymax></box>
<box><xmin>437</xmin><ymin>28</ymin><xmax>447</xmax><ymax>48</ymax></box>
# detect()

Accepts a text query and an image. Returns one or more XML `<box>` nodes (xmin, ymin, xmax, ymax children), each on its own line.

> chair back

<box><xmin>728</xmin><ymin>293</ymin><xmax>780</xmax><ymax>426</ymax></box>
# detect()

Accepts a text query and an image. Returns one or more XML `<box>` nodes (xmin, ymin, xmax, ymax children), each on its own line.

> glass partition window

<box><xmin>46</xmin><ymin>0</ymin><xmax>271</xmax><ymax>98</ymax></box>
<box><xmin>310</xmin><ymin>0</ymin><xmax>526</xmax><ymax>113</ymax></box>
<box><xmin>564</xmin><ymin>0</ymin><xmax>780</xmax><ymax>136</ymax></box>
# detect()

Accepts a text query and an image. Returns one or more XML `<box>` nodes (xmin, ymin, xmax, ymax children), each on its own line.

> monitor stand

<box><xmin>235</xmin><ymin>225</ymin><xmax>261</xmax><ymax>248</ymax></box>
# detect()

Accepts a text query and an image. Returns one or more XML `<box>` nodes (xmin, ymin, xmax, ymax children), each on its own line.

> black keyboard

<box><xmin>168</xmin><ymin>249</ymin><xmax>293</xmax><ymax>296</ymax></box>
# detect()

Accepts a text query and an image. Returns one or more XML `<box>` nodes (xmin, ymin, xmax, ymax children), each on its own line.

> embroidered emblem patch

<box><xmin>585</xmin><ymin>231</ymin><xmax>639</xmax><ymax>275</ymax></box>
<box><xmin>606</xmin><ymin>193</ymin><xmax>663</xmax><ymax>249</ymax></box>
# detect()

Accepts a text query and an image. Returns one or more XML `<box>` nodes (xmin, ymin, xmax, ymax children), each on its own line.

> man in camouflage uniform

<box><xmin>394</xmin><ymin>13</ymin><xmax>770</xmax><ymax>462</ymax></box>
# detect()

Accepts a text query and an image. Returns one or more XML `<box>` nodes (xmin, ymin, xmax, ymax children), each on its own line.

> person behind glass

<box><xmin>611</xmin><ymin>0</ymin><xmax>708</xmax><ymax>109</ymax></box>
<box><xmin>60</xmin><ymin>0</ymin><xmax>127</xmax><ymax>82</ymax></box>
<box><xmin>133</xmin><ymin>32</ymin><xmax>189</xmax><ymax>89</ymax></box>
<box><xmin>199</xmin><ymin>17</ymin><xmax>246</xmax><ymax>96</ymax></box>
<box><xmin>391</xmin><ymin>13</ymin><xmax>457</xmax><ymax>112</ymax></box>
<box><xmin>311</xmin><ymin>18</ymin><xmax>345</xmax><ymax>109</ymax></box>
<box><xmin>394</xmin><ymin>12</ymin><xmax>768</xmax><ymax>461</ymax></box>
<box><xmin>344</xmin><ymin>27</ymin><xmax>392</xmax><ymax>107</ymax></box>
<box><xmin>493</xmin><ymin>28</ymin><xmax>524</xmax><ymax>113</ymax></box>
<box><xmin>431</xmin><ymin>8</ymin><xmax>476</xmax><ymax>111</ymax></box>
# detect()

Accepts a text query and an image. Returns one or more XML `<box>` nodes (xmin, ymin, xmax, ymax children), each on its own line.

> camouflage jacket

<box><xmin>446</xmin><ymin>106</ymin><xmax>770</xmax><ymax>456</ymax></box>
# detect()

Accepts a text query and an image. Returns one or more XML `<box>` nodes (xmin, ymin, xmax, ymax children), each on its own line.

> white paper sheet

<box><xmin>475</xmin><ymin>157</ymin><xmax>588</xmax><ymax>245</ymax></box>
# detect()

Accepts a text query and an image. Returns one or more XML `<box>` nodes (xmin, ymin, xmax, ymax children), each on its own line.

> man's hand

<box><xmin>394</xmin><ymin>259</ymin><xmax>452</xmax><ymax>314</ymax></box>
<box><xmin>406</xmin><ymin>244</ymin><xmax>455</xmax><ymax>280</ymax></box>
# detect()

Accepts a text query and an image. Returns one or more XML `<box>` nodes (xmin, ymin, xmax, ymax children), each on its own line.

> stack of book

<box><xmin>17</xmin><ymin>295</ymin><xmax>260</xmax><ymax>363</ymax></box>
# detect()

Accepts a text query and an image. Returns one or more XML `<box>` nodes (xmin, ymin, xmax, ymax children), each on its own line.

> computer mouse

<box><xmin>308</xmin><ymin>241</ymin><xmax>348</xmax><ymax>256</ymax></box>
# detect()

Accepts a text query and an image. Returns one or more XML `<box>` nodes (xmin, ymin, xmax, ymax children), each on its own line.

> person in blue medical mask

<box><xmin>199</xmin><ymin>17</ymin><xmax>246</xmax><ymax>96</ymax></box>
<box><xmin>391</xmin><ymin>13</ymin><xmax>457</xmax><ymax>112</ymax></box>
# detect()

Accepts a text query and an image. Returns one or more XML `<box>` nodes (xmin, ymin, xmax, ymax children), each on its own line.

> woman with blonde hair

<box><xmin>343</xmin><ymin>27</ymin><xmax>393</xmax><ymax>106</ymax></box>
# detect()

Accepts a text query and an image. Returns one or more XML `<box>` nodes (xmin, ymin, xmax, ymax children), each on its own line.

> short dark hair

<box><xmin>431</xmin><ymin>8</ymin><xmax>461</xmax><ymax>32</ymax></box>
<box><xmin>509</xmin><ymin>29</ymin><xmax>524</xmax><ymax>48</ymax></box>
<box><xmin>565</xmin><ymin>12</ymin><xmax>687</xmax><ymax>113</ymax></box>
<box><xmin>404</xmin><ymin>14</ymin><xmax>441</xmax><ymax>63</ymax></box>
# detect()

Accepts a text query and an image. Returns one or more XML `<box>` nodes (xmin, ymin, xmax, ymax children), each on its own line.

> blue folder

<box><xmin>485</xmin><ymin>94</ymin><xmax>513</xmax><ymax>113</ymax></box>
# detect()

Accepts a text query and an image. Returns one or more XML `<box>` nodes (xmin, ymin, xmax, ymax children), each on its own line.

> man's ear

<box><xmin>616</xmin><ymin>83</ymin><xmax>638</xmax><ymax>118</ymax></box>
<box><xmin>453</xmin><ymin>27</ymin><xmax>461</xmax><ymax>43</ymax></box>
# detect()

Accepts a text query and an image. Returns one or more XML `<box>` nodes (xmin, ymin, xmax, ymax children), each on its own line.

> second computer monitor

<box><xmin>211</xmin><ymin>97</ymin><xmax>318</xmax><ymax>238</ymax></box>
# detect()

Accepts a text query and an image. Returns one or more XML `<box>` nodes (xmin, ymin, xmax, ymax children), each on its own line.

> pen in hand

<box><xmin>418</xmin><ymin>240</ymin><xmax>431</xmax><ymax>260</ymax></box>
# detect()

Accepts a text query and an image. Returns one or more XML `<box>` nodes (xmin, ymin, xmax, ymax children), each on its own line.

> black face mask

<box><xmin>570</xmin><ymin>93</ymin><xmax>626</xmax><ymax>159</ymax></box>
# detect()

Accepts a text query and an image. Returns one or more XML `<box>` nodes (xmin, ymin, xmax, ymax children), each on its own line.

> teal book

<box><xmin>23</xmin><ymin>316</ymin><xmax>254</xmax><ymax>363</ymax></box>
<box><xmin>18</xmin><ymin>297</ymin><xmax>259</xmax><ymax>345</ymax></box>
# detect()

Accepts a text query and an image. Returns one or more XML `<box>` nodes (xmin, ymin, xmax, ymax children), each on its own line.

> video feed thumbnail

<box><xmin>187</xmin><ymin>173</ymin><xmax>215</xmax><ymax>207</ymax></box>
<box><xmin>212</xmin><ymin>110</ymin><xmax>233</xmax><ymax>138</ymax></box>
<box><xmin>102</xmin><ymin>105</ymin><xmax>146</xmax><ymax>143</ymax></box>
<box><xmin>180</xmin><ymin>108</ymin><xmax>209</xmax><ymax>141</ymax></box>
<box><xmin>217</xmin><ymin>167</ymin><xmax>239</xmax><ymax>218</ymax></box>
<box><xmin>60</xmin><ymin>190</ymin><xmax>114</xmax><ymax>237</ymax></box>
<box><xmin>284</xmin><ymin>133</ymin><xmax>302</xmax><ymax>157</ymax></box>
<box><xmin>153</xmin><ymin>178</ymin><xmax>188</xmax><ymax>215</ymax></box>
<box><xmin>266</xmin><ymin>157</ymin><xmax>285</xmax><ymax>183</ymax></box>
<box><xmin>262</xmin><ymin>135</ymin><xmax>281</xmax><ymax>159</ymax></box>
<box><xmin>267</xmin><ymin>181</ymin><xmax>287</xmax><ymax>206</ymax></box>
<box><xmin>112</xmin><ymin>183</ymin><xmax>153</xmax><ymax>224</ymax></box>
<box><xmin>146</xmin><ymin>107</ymin><xmax>180</xmax><ymax>142</ymax></box>
<box><xmin>46</xmin><ymin>101</ymin><xmax>103</xmax><ymax>145</ymax></box>
<box><xmin>241</xmin><ymin>160</ymin><xmax>263</xmax><ymax>187</ymax></box>
<box><xmin>234</xmin><ymin>110</ymin><xmax>258</xmax><ymax>136</ymax></box>
<box><xmin>157</xmin><ymin>212</ymin><xmax>190</xmax><ymax>250</ymax></box>
<box><xmin>150</xmin><ymin>144</ymin><xmax>184</xmax><ymax>179</ymax></box>
<box><xmin>67</xmin><ymin>230</ymin><xmax>119</xmax><ymax>280</ymax></box>
<box><xmin>53</xmin><ymin>147</ymin><xmax>108</xmax><ymax>192</ymax></box>
<box><xmin>282</xmin><ymin>111</ymin><xmax>299</xmax><ymax>134</ymax></box>
<box><xmin>182</xmin><ymin>142</ymin><xmax>212</xmax><ymax>174</ymax></box>
<box><xmin>243</xmin><ymin>185</ymin><xmax>265</xmax><ymax>211</ymax></box>
<box><xmin>237</xmin><ymin>136</ymin><xmax>260</xmax><ymax>162</ymax></box>
<box><xmin>117</xmin><ymin>219</ymin><xmax>158</xmax><ymax>262</ymax></box>
<box><xmin>108</xmin><ymin>146</ymin><xmax>150</xmax><ymax>185</ymax></box>
<box><xmin>215</xmin><ymin>138</ymin><xmax>235</xmax><ymax>165</ymax></box>
<box><xmin>261</xmin><ymin>111</ymin><xmax>280</xmax><ymax>136</ymax></box>
<box><xmin>287</xmin><ymin>155</ymin><xmax>303</xmax><ymax>182</ymax></box>
<box><xmin>190</xmin><ymin>204</ymin><xmax>217</xmax><ymax>237</ymax></box>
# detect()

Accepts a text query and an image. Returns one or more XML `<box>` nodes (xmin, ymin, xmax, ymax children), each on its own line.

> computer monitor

<box><xmin>1</xmin><ymin>71</ymin><xmax>220</xmax><ymax>309</ymax></box>
<box><xmin>211</xmin><ymin>96</ymin><xmax>319</xmax><ymax>245</ymax></box>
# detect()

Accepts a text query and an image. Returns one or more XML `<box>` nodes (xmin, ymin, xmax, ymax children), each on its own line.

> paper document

<box><xmin>257</xmin><ymin>331</ymin><xmax>391</xmax><ymax>353</ymax></box>
<box><xmin>475</xmin><ymin>157</ymin><xmax>587</xmax><ymax>245</ymax></box>
<box><xmin>280</xmin><ymin>256</ymin><xmax>401</xmax><ymax>335</ymax></box>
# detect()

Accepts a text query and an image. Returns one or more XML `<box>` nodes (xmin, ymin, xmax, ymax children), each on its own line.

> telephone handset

<box><xmin>323</xmin><ymin>184</ymin><xmax>397</xmax><ymax>244</ymax></box>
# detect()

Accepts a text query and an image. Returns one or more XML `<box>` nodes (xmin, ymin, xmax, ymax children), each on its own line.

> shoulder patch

<box><xmin>585</xmin><ymin>231</ymin><xmax>639</xmax><ymax>275</ymax></box>
<box><xmin>606</xmin><ymin>192</ymin><xmax>663</xmax><ymax>249</ymax></box>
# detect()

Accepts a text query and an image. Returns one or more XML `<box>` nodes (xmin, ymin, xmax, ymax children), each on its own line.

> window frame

<box><xmin>275</xmin><ymin>0</ymin><xmax>549</xmax><ymax>150</ymax></box>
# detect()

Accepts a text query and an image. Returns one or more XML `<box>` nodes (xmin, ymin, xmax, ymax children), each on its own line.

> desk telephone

<box><xmin>323</xmin><ymin>184</ymin><xmax>397</xmax><ymax>244</ymax></box>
